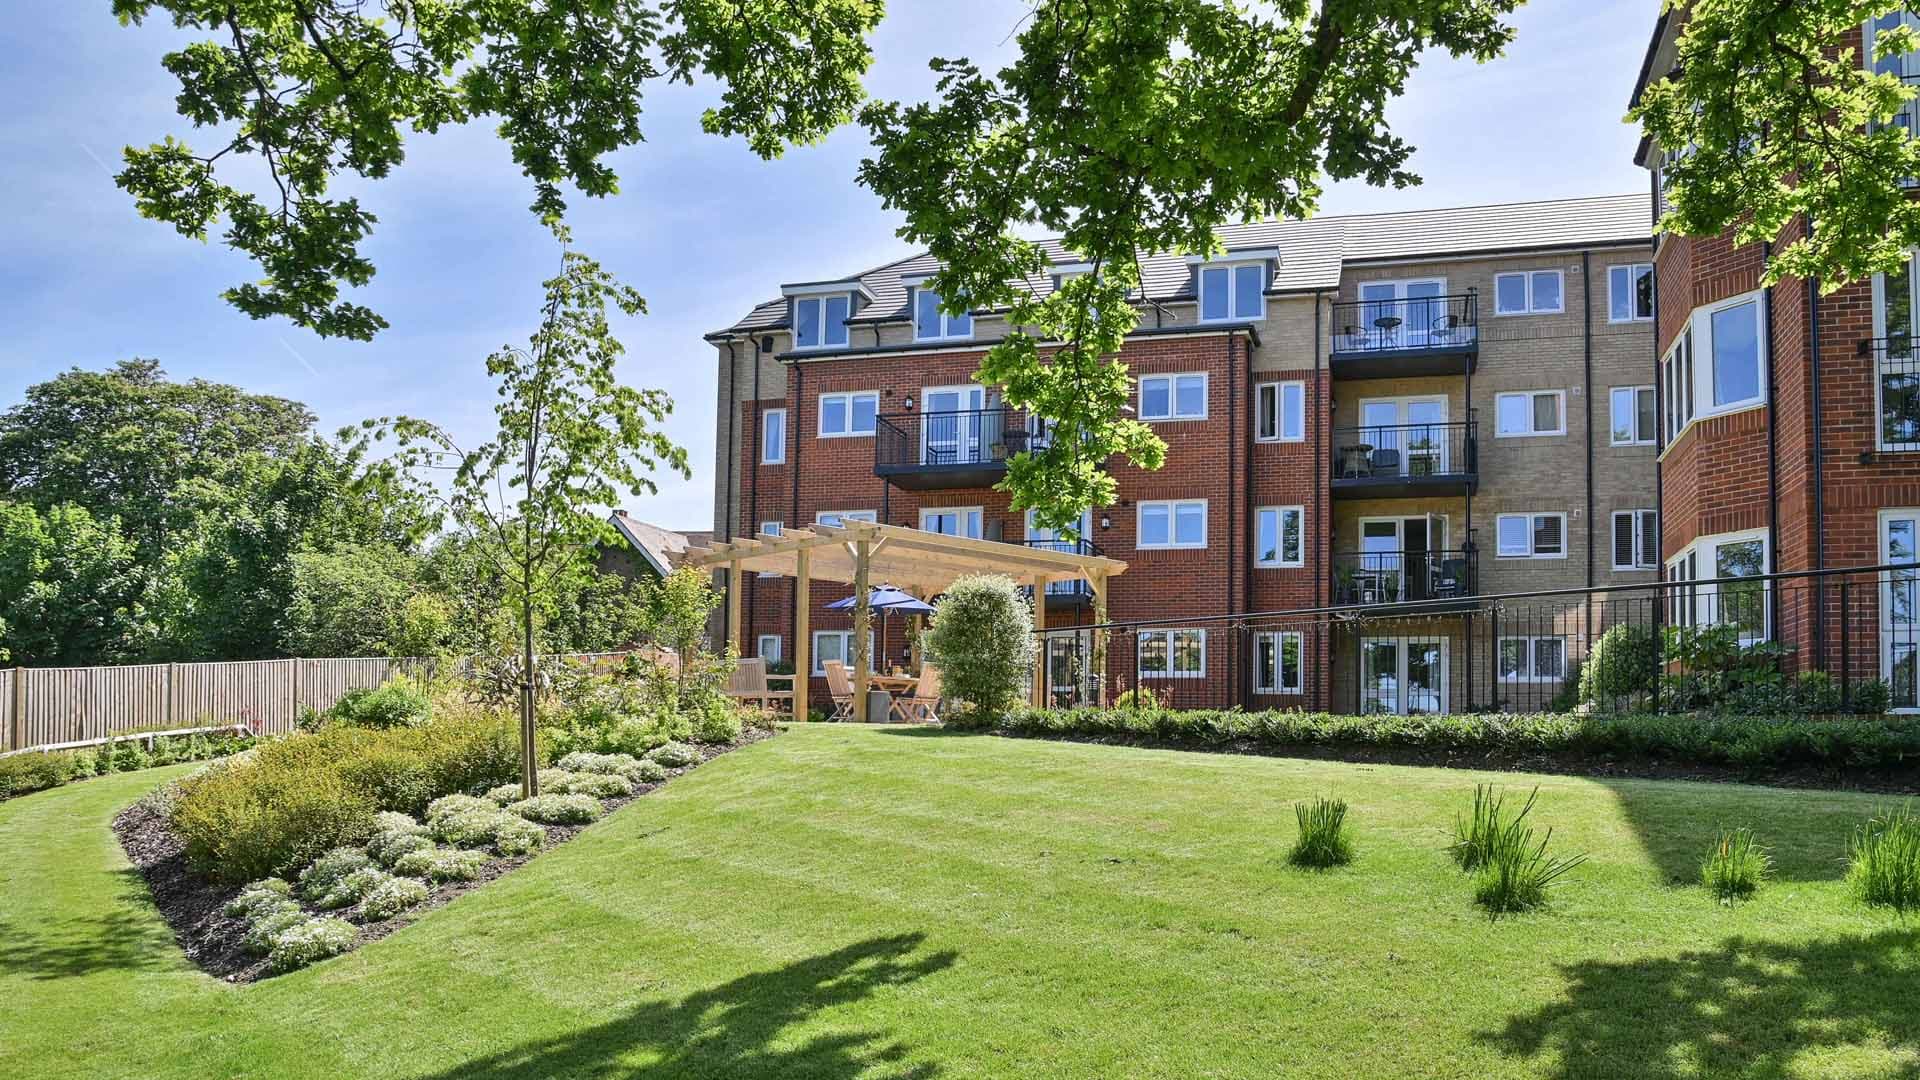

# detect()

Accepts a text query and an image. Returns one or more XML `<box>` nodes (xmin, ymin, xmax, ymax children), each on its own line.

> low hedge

<box><xmin>0</xmin><ymin>730</ymin><xmax>255</xmax><ymax>802</ymax></box>
<box><xmin>992</xmin><ymin>707</ymin><xmax>1920</xmax><ymax>773</ymax></box>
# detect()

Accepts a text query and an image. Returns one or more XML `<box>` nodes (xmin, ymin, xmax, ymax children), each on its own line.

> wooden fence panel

<box><xmin>174</xmin><ymin>659</ymin><xmax>296</xmax><ymax>737</ymax></box>
<box><xmin>15</xmin><ymin>663</ymin><xmax>172</xmax><ymax>750</ymax></box>
<box><xmin>2</xmin><ymin>668</ymin><xmax>15</xmax><ymax>752</ymax></box>
<box><xmin>296</xmin><ymin>658</ymin><xmax>399</xmax><ymax>716</ymax></box>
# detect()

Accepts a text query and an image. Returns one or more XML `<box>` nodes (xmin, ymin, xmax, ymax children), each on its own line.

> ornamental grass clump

<box><xmin>1473</xmin><ymin>829</ymin><xmax>1586</xmax><ymax>917</ymax></box>
<box><xmin>510</xmin><ymin>793</ymin><xmax>603</xmax><ymax>825</ymax></box>
<box><xmin>1287</xmin><ymin>796</ymin><xmax>1355</xmax><ymax>869</ymax></box>
<box><xmin>1450</xmin><ymin>785</ymin><xmax>1539</xmax><ymax>872</ymax></box>
<box><xmin>1847</xmin><ymin>803</ymin><xmax>1920</xmax><ymax>915</ymax></box>
<box><xmin>1701</xmin><ymin>828</ymin><xmax>1770</xmax><ymax>905</ymax></box>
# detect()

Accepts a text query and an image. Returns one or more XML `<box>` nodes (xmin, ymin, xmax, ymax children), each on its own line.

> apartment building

<box><xmin>707</xmin><ymin>194</ymin><xmax>1658</xmax><ymax>714</ymax></box>
<box><xmin>1634</xmin><ymin>9</ymin><xmax>1920</xmax><ymax>709</ymax></box>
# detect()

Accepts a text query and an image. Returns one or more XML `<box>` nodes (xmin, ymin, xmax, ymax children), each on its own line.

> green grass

<box><xmin>3</xmin><ymin>726</ymin><xmax>1919</xmax><ymax>1079</ymax></box>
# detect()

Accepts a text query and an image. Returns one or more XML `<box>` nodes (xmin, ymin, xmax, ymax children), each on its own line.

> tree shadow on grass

<box><xmin>409</xmin><ymin>932</ymin><xmax>956</xmax><ymax>1080</ymax></box>
<box><xmin>0</xmin><ymin>869</ymin><xmax>182</xmax><ymax>981</ymax></box>
<box><xmin>1480</xmin><ymin>930</ymin><xmax>1920</xmax><ymax>1079</ymax></box>
<box><xmin>1596</xmin><ymin>779</ymin><xmax>1873</xmax><ymax>886</ymax></box>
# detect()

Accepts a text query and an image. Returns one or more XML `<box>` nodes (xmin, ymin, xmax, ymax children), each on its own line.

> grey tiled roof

<box><xmin>709</xmin><ymin>193</ymin><xmax>1651</xmax><ymax>338</ymax></box>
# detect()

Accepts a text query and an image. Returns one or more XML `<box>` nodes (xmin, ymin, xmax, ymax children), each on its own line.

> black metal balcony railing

<box><xmin>1329</xmin><ymin>293</ymin><xmax>1478</xmax><ymax>357</ymax></box>
<box><xmin>1861</xmin><ymin>336</ymin><xmax>1920</xmax><ymax>448</ymax></box>
<box><xmin>1331</xmin><ymin>548</ymin><xmax>1479</xmax><ymax>607</ymax></box>
<box><xmin>1329</xmin><ymin>419</ymin><xmax>1477</xmax><ymax>498</ymax></box>
<box><xmin>874</xmin><ymin>407</ymin><xmax>1043</xmax><ymax>489</ymax></box>
<box><xmin>1023</xmin><ymin>537</ymin><xmax>1104</xmax><ymax>601</ymax></box>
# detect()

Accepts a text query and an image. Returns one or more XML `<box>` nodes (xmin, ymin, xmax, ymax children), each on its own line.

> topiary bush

<box><xmin>1579</xmin><ymin>624</ymin><xmax>1659</xmax><ymax>708</ymax></box>
<box><xmin>510</xmin><ymin>793</ymin><xmax>603</xmax><ymax>825</ymax></box>
<box><xmin>923</xmin><ymin>574</ymin><xmax>1037</xmax><ymax>727</ymax></box>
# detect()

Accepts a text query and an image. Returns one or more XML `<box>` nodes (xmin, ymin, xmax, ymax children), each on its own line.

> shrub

<box><xmin>484</xmin><ymin>783</ymin><xmax>522</xmax><ymax>806</ymax></box>
<box><xmin>510</xmin><ymin>793</ymin><xmax>603</xmax><ymax>825</ymax></box>
<box><xmin>242</xmin><ymin>903</ymin><xmax>309</xmax><ymax>955</ymax></box>
<box><xmin>369</xmin><ymin>830</ymin><xmax>433</xmax><ymax>868</ymax></box>
<box><xmin>622</xmin><ymin>759</ymin><xmax>668</xmax><ymax>784</ymax></box>
<box><xmin>690</xmin><ymin>698</ymin><xmax>744</xmax><ymax>745</ymax></box>
<box><xmin>1850</xmin><ymin>679</ymin><xmax>1895</xmax><ymax>717</ymax></box>
<box><xmin>492</xmin><ymin>816</ymin><xmax>546</xmax><ymax>856</ymax></box>
<box><xmin>266</xmin><ymin>918</ymin><xmax>358</xmax><ymax>973</ymax></box>
<box><xmin>647</xmin><ymin>741</ymin><xmax>701</xmax><ymax>768</ymax></box>
<box><xmin>392</xmin><ymin>847</ymin><xmax>489</xmax><ymax>883</ymax></box>
<box><xmin>172</xmin><ymin>762</ymin><xmax>377</xmax><ymax>884</ymax></box>
<box><xmin>298</xmin><ymin>848</ymin><xmax>376</xmax><ymax>902</ymax></box>
<box><xmin>1287</xmin><ymin>797</ymin><xmax>1354</xmax><ymax>869</ymax></box>
<box><xmin>560</xmin><ymin>772</ymin><xmax>631</xmax><ymax>798</ymax></box>
<box><xmin>1701</xmin><ymin>828</ymin><xmax>1770</xmax><ymax>905</ymax></box>
<box><xmin>536</xmin><ymin>768</ymin><xmax>582</xmax><ymax>793</ymax></box>
<box><xmin>224</xmin><ymin>878</ymin><xmax>294</xmax><ymax>918</ymax></box>
<box><xmin>923</xmin><ymin>574</ymin><xmax>1037</xmax><ymax>726</ymax></box>
<box><xmin>1578</xmin><ymin>624</ymin><xmax>1659</xmax><ymax>708</ymax></box>
<box><xmin>1473</xmin><ymin>827</ymin><xmax>1586</xmax><ymax>917</ymax></box>
<box><xmin>431</xmin><ymin>807</ymin><xmax>522</xmax><ymax>848</ymax></box>
<box><xmin>1112</xmin><ymin>687</ymin><xmax>1167</xmax><ymax>711</ymax></box>
<box><xmin>0</xmin><ymin>751</ymin><xmax>82</xmax><ymax>799</ymax></box>
<box><xmin>556</xmin><ymin>751</ymin><xmax>638</xmax><ymax>776</ymax></box>
<box><xmin>1847</xmin><ymin>803</ymin><xmax>1920</xmax><ymax>915</ymax></box>
<box><xmin>327</xmin><ymin>679</ymin><xmax>431</xmax><ymax>729</ymax></box>
<box><xmin>426</xmin><ymin>794</ymin><xmax>495</xmax><ymax>822</ymax></box>
<box><xmin>358</xmin><ymin>875</ymin><xmax>429</xmax><ymax>921</ymax></box>
<box><xmin>316</xmin><ymin>867</ymin><xmax>391</xmax><ymax>910</ymax></box>
<box><xmin>1451</xmin><ymin>785</ymin><xmax>1539</xmax><ymax>873</ymax></box>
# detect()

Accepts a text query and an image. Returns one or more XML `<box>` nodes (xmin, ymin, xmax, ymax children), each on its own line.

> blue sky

<box><xmin>0</xmin><ymin>2</ymin><xmax>1655</xmax><ymax>532</ymax></box>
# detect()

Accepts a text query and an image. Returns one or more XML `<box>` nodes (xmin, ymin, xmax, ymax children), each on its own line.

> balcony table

<box><xmin>1338</xmin><ymin>444</ymin><xmax>1375</xmax><ymax>478</ymax></box>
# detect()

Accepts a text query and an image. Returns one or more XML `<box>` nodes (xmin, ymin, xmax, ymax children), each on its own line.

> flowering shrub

<box><xmin>297</xmin><ymin>848</ymin><xmax>375</xmax><ymax>902</ymax></box>
<box><xmin>493</xmin><ymin>816</ymin><xmax>546</xmax><ymax>856</ymax></box>
<box><xmin>623</xmin><ymin>758</ymin><xmax>668</xmax><ymax>784</ymax></box>
<box><xmin>647</xmin><ymin>742</ymin><xmax>700</xmax><ymax>768</ymax></box>
<box><xmin>266</xmin><ymin>918</ymin><xmax>357</xmax><ymax>973</ymax></box>
<box><xmin>223</xmin><ymin>878</ymin><xmax>294</xmax><ymax>918</ymax></box>
<box><xmin>426</xmin><ymin>794</ymin><xmax>494</xmax><ymax>822</ymax></box>
<box><xmin>242</xmin><ymin>903</ymin><xmax>308</xmax><ymax>955</ymax></box>
<box><xmin>555</xmin><ymin>751</ymin><xmax>635</xmax><ymax>775</ymax></box>
<box><xmin>359</xmin><ymin>875</ymin><xmax>429</xmax><ymax>920</ymax></box>
<box><xmin>559</xmin><ymin>772</ymin><xmax>631</xmax><ymax>798</ymax></box>
<box><xmin>509</xmin><ymin>794</ymin><xmax>603</xmax><ymax>825</ymax></box>
<box><xmin>315</xmin><ymin>867</ymin><xmax>390</xmax><ymax>910</ymax></box>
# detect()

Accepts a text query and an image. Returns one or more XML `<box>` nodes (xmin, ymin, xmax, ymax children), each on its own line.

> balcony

<box><xmin>1022</xmin><ymin>537</ymin><xmax>1104</xmax><ymax>608</ymax></box>
<box><xmin>874</xmin><ymin>407</ymin><xmax>1040</xmax><ymax>490</ymax></box>
<box><xmin>1331</xmin><ymin>548</ymin><xmax>1479</xmax><ymax>612</ymax></box>
<box><xmin>1328</xmin><ymin>293</ymin><xmax>1478</xmax><ymax>378</ymax></box>
<box><xmin>1330</xmin><ymin>419</ymin><xmax>1478</xmax><ymax>499</ymax></box>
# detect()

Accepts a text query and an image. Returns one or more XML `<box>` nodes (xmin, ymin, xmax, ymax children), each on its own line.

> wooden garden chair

<box><xmin>823</xmin><ymin>660</ymin><xmax>857</xmax><ymax>722</ymax></box>
<box><xmin>890</xmin><ymin>664</ymin><xmax>943</xmax><ymax>723</ymax></box>
<box><xmin>725</xmin><ymin>657</ymin><xmax>794</xmax><ymax>713</ymax></box>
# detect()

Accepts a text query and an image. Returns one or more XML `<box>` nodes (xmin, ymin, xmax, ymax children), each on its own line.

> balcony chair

<box><xmin>1369</xmin><ymin>447</ymin><xmax>1402</xmax><ymax>476</ymax></box>
<box><xmin>1431</xmin><ymin>558</ymin><xmax>1469</xmax><ymax>599</ymax></box>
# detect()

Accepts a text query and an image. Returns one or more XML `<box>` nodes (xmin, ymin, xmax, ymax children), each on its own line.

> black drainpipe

<box><xmin>1230</xmin><ymin>330</ymin><xmax>1245</xmax><ymax>705</ymax></box>
<box><xmin>719</xmin><ymin>338</ymin><xmax>739</xmax><ymax>640</ymax></box>
<box><xmin>1582</xmin><ymin>251</ymin><xmax>1596</xmax><ymax>655</ymax></box>
<box><xmin>1311</xmin><ymin>291</ymin><xmax>1325</xmax><ymax>709</ymax></box>
<box><xmin>1806</xmin><ymin>214</ymin><xmax>1827</xmax><ymax>661</ymax></box>
<box><xmin>747</xmin><ymin>336</ymin><xmax>763</xmax><ymax>649</ymax></box>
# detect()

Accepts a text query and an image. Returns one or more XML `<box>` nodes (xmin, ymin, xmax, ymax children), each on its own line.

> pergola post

<box><xmin>1031</xmin><ymin>572</ymin><xmax>1048</xmax><ymax>707</ymax></box>
<box><xmin>853</xmin><ymin>538</ymin><xmax>872</xmax><ymax>722</ymax></box>
<box><xmin>1091</xmin><ymin>571</ymin><xmax>1110</xmax><ymax>707</ymax></box>
<box><xmin>794</xmin><ymin>548</ymin><xmax>811</xmax><ymax>720</ymax></box>
<box><xmin>728</xmin><ymin>560</ymin><xmax>744</xmax><ymax>657</ymax></box>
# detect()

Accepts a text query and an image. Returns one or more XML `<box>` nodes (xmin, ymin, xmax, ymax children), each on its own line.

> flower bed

<box><xmin>115</xmin><ymin>728</ymin><xmax>775</xmax><ymax>981</ymax></box>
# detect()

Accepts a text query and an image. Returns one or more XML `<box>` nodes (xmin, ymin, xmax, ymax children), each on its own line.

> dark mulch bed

<box><xmin>113</xmin><ymin>728</ymin><xmax>778</xmax><ymax>983</ymax></box>
<box><xmin>990</xmin><ymin>730</ymin><xmax>1920</xmax><ymax>795</ymax></box>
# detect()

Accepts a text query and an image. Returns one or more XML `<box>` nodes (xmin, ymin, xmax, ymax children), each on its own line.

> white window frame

<box><xmin>1138</xmin><ymin>628</ymin><xmax>1207</xmax><ymax>679</ymax></box>
<box><xmin>1666</xmin><ymin>528</ymin><xmax>1771</xmax><ymax>643</ymax></box>
<box><xmin>756</xmin><ymin>521</ymin><xmax>784</xmax><ymax>576</ymax></box>
<box><xmin>1495</xmin><ymin>390</ymin><xmax>1566</xmax><ymax>438</ymax></box>
<box><xmin>1139</xmin><ymin>372</ymin><xmax>1208</xmax><ymax>421</ymax></box>
<box><xmin>791</xmin><ymin>293</ymin><xmax>852</xmax><ymax>350</ymax></box>
<box><xmin>1610</xmin><ymin>386</ymin><xmax>1656</xmax><ymax>446</ymax></box>
<box><xmin>1662</xmin><ymin>324</ymin><xmax>1696</xmax><ymax>442</ymax></box>
<box><xmin>910</xmin><ymin>286</ymin><xmax>973</xmax><ymax>342</ymax></box>
<box><xmin>811</xmin><ymin>630</ymin><xmax>876</xmax><ymax>676</ymax></box>
<box><xmin>1878</xmin><ymin>508</ymin><xmax>1920</xmax><ymax>712</ymax></box>
<box><xmin>1666</xmin><ymin>292</ymin><xmax>1767</xmax><ymax>443</ymax></box>
<box><xmin>1871</xmin><ymin>249</ymin><xmax>1920</xmax><ymax>452</ymax></box>
<box><xmin>1197</xmin><ymin>261</ymin><xmax>1268</xmax><ymax>323</ymax></box>
<box><xmin>814</xmin><ymin>509</ymin><xmax>877</xmax><ymax>528</ymax></box>
<box><xmin>1496</xmin><ymin>512</ymin><xmax>1568</xmax><ymax>560</ymax></box>
<box><xmin>1137</xmin><ymin>499</ymin><xmax>1208</xmax><ymax>550</ymax></box>
<box><xmin>1498</xmin><ymin>636</ymin><xmax>1568</xmax><ymax>683</ymax></box>
<box><xmin>1255</xmin><ymin>381</ymin><xmax>1305</xmax><ymax>443</ymax></box>
<box><xmin>756</xmin><ymin>634</ymin><xmax>782</xmax><ymax>664</ymax></box>
<box><xmin>816</xmin><ymin>391</ymin><xmax>879</xmax><ymax>438</ymax></box>
<box><xmin>761</xmin><ymin>408</ymin><xmax>787</xmax><ymax>463</ymax></box>
<box><xmin>1611</xmin><ymin>510</ymin><xmax>1659</xmax><ymax>571</ymax></box>
<box><xmin>918</xmin><ymin>506</ymin><xmax>984</xmax><ymax>538</ymax></box>
<box><xmin>1493</xmin><ymin>269</ymin><xmax>1566</xmax><ymax>316</ymax></box>
<box><xmin>1253</xmin><ymin>506</ymin><xmax>1305</xmax><ymax>568</ymax></box>
<box><xmin>1253</xmin><ymin>630</ymin><xmax>1304</xmax><ymax>694</ymax></box>
<box><xmin>1608</xmin><ymin>263</ymin><xmax>1654</xmax><ymax>323</ymax></box>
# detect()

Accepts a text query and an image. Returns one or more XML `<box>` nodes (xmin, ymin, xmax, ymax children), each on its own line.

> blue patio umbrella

<box><xmin>827</xmin><ymin>585</ymin><xmax>936</xmax><ymax>670</ymax></box>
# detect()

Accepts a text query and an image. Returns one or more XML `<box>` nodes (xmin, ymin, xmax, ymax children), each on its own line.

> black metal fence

<box><xmin>1331</xmin><ymin>548</ymin><xmax>1478</xmax><ymax>606</ymax></box>
<box><xmin>1329</xmin><ymin>420</ymin><xmax>1477</xmax><ymax>483</ymax></box>
<box><xmin>1329</xmin><ymin>293</ymin><xmax>1478</xmax><ymax>354</ymax></box>
<box><xmin>1035</xmin><ymin>562</ymin><xmax>1920</xmax><ymax>716</ymax></box>
<box><xmin>874</xmin><ymin>407</ymin><xmax>1041</xmax><ymax>473</ymax></box>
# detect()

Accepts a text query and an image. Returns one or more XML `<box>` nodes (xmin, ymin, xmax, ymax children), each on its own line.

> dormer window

<box><xmin>1197</xmin><ymin>260</ymin><xmax>1268</xmax><ymax>322</ymax></box>
<box><xmin>793</xmin><ymin>294</ymin><xmax>851</xmax><ymax>349</ymax></box>
<box><xmin>913</xmin><ymin>287</ymin><xmax>973</xmax><ymax>341</ymax></box>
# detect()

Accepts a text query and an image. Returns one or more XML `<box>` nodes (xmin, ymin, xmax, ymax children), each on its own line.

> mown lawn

<box><xmin>2</xmin><ymin>725</ymin><xmax>1917</xmax><ymax>1079</ymax></box>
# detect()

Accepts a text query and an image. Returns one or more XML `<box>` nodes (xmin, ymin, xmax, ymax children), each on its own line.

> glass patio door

<box><xmin>1357</xmin><ymin>279</ymin><xmax>1445</xmax><ymax>349</ymax></box>
<box><xmin>1359</xmin><ymin>521</ymin><xmax>1404</xmax><ymax>604</ymax></box>
<box><xmin>1361</xmin><ymin>637</ymin><xmax>1448</xmax><ymax>715</ymax></box>
<box><xmin>1360</xmin><ymin>398</ymin><xmax>1448</xmax><ymax>477</ymax></box>
<box><xmin>922</xmin><ymin>385</ymin><xmax>986</xmax><ymax>465</ymax></box>
<box><xmin>1884</xmin><ymin>512</ymin><xmax>1920</xmax><ymax>710</ymax></box>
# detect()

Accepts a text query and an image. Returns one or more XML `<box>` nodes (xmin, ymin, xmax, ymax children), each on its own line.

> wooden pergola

<box><xmin>679</xmin><ymin>521</ymin><xmax>1128</xmax><ymax>720</ymax></box>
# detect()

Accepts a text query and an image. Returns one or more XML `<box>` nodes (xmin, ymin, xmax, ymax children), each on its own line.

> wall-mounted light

<box><xmin>903</xmin><ymin>395</ymin><xmax>915</xmax><ymax>410</ymax></box>
<box><xmin>1099</xmin><ymin>514</ymin><xmax>1112</xmax><ymax>530</ymax></box>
